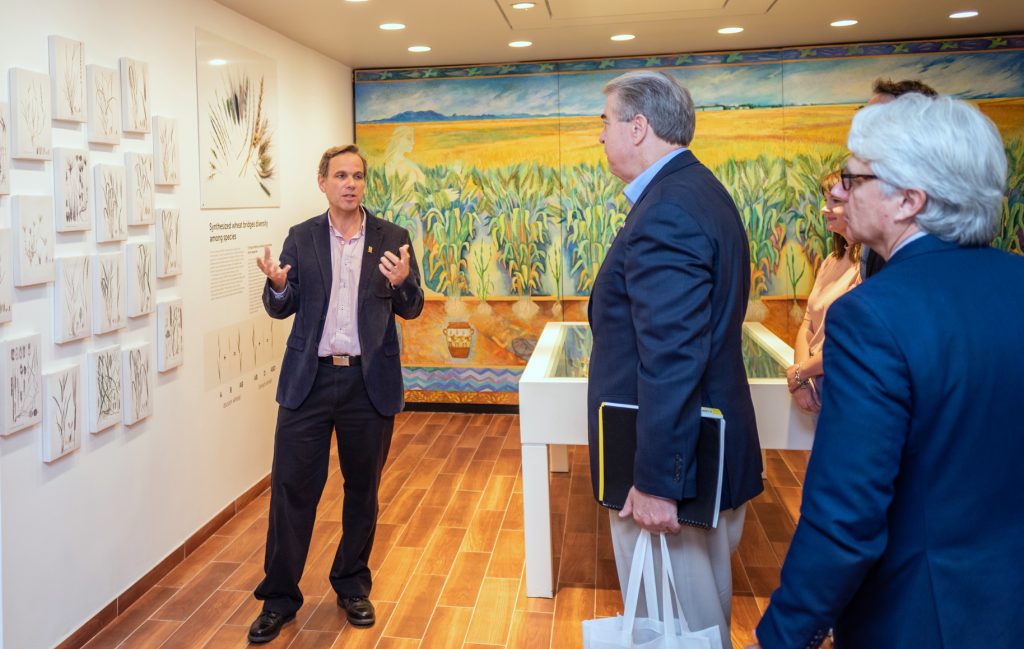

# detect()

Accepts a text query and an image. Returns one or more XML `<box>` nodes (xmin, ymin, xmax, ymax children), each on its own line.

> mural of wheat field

<box><xmin>354</xmin><ymin>35</ymin><xmax>1024</xmax><ymax>403</ymax></box>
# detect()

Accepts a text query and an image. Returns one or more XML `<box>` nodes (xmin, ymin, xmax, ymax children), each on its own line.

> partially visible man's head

<box><xmin>868</xmin><ymin>78</ymin><xmax>938</xmax><ymax>105</ymax></box>
<box><xmin>603</xmin><ymin>71</ymin><xmax>695</xmax><ymax>146</ymax></box>
<box><xmin>318</xmin><ymin>144</ymin><xmax>367</xmax><ymax>178</ymax></box>
<box><xmin>847</xmin><ymin>94</ymin><xmax>1006</xmax><ymax>246</ymax></box>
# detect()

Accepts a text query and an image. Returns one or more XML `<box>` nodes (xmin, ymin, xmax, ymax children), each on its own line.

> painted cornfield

<box><xmin>355</xmin><ymin>35</ymin><xmax>1024</xmax><ymax>403</ymax></box>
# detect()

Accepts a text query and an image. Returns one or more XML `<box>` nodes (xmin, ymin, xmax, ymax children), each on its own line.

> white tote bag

<box><xmin>582</xmin><ymin>530</ymin><xmax>724</xmax><ymax>649</ymax></box>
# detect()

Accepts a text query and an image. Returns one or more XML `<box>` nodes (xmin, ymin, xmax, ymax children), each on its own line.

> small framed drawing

<box><xmin>94</xmin><ymin>164</ymin><xmax>128</xmax><ymax>242</ymax></box>
<box><xmin>42</xmin><ymin>364</ymin><xmax>82</xmax><ymax>462</ymax></box>
<box><xmin>157</xmin><ymin>208</ymin><xmax>181</xmax><ymax>277</ymax></box>
<box><xmin>54</xmin><ymin>148</ymin><xmax>92</xmax><ymax>232</ymax></box>
<box><xmin>153</xmin><ymin>116</ymin><xmax>179</xmax><ymax>185</ymax></box>
<box><xmin>122</xmin><ymin>344</ymin><xmax>153</xmax><ymax>425</ymax></box>
<box><xmin>48</xmin><ymin>35</ymin><xmax>86</xmax><ymax>123</ymax></box>
<box><xmin>125</xmin><ymin>240</ymin><xmax>154</xmax><ymax>317</ymax></box>
<box><xmin>125</xmin><ymin>152</ymin><xmax>154</xmax><ymax>225</ymax></box>
<box><xmin>12</xmin><ymin>195</ymin><xmax>55</xmax><ymax>287</ymax></box>
<box><xmin>119</xmin><ymin>57</ymin><xmax>150</xmax><ymax>134</ymax></box>
<box><xmin>92</xmin><ymin>252</ymin><xmax>126</xmax><ymax>335</ymax></box>
<box><xmin>157</xmin><ymin>298</ymin><xmax>183</xmax><ymax>371</ymax></box>
<box><xmin>54</xmin><ymin>256</ymin><xmax>91</xmax><ymax>344</ymax></box>
<box><xmin>86</xmin><ymin>64</ymin><xmax>121</xmax><ymax>145</ymax></box>
<box><xmin>1</xmin><ymin>333</ymin><xmax>42</xmax><ymax>436</ymax></box>
<box><xmin>86</xmin><ymin>345</ymin><xmax>121</xmax><ymax>433</ymax></box>
<box><xmin>9</xmin><ymin>68</ymin><xmax>52</xmax><ymax>161</ymax></box>
<box><xmin>0</xmin><ymin>102</ymin><xmax>10</xmax><ymax>194</ymax></box>
<box><xmin>0</xmin><ymin>229</ymin><xmax>12</xmax><ymax>324</ymax></box>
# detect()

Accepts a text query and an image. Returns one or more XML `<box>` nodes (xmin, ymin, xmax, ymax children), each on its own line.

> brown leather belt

<box><xmin>318</xmin><ymin>355</ymin><xmax>361</xmax><ymax>367</ymax></box>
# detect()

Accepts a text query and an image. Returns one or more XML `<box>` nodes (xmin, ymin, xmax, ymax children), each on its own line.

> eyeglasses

<box><xmin>840</xmin><ymin>172</ymin><xmax>879</xmax><ymax>191</ymax></box>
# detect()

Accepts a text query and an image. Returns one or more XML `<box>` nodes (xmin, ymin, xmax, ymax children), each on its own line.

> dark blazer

<box><xmin>263</xmin><ymin>210</ymin><xmax>423</xmax><ymax>415</ymax></box>
<box><xmin>587</xmin><ymin>150</ymin><xmax>763</xmax><ymax>511</ymax></box>
<box><xmin>757</xmin><ymin>235</ymin><xmax>1024</xmax><ymax>649</ymax></box>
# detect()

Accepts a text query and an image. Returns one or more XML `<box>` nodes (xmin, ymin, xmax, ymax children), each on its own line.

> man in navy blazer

<box><xmin>588</xmin><ymin>71</ymin><xmax>763</xmax><ymax>648</ymax></box>
<box><xmin>247</xmin><ymin>145</ymin><xmax>423</xmax><ymax>643</ymax></box>
<box><xmin>753</xmin><ymin>96</ymin><xmax>1024</xmax><ymax>648</ymax></box>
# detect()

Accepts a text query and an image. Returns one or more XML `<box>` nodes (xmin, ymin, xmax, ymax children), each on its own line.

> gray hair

<box><xmin>603</xmin><ymin>71</ymin><xmax>695</xmax><ymax>146</ymax></box>
<box><xmin>848</xmin><ymin>94</ymin><xmax>1007</xmax><ymax>246</ymax></box>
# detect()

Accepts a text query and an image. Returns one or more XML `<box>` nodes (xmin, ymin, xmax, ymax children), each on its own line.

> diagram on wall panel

<box><xmin>9</xmin><ymin>68</ymin><xmax>52</xmax><ymax>160</ymax></box>
<box><xmin>157</xmin><ymin>298</ymin><xmax>183</xmax><ymax>371</ymax></box>
<box><xmin>125</xmin><ymin>240</ymin><xmax>154</xmax><ymax>317</ymax></box>
<box><xmin>48</xmin><ymin>35</ymin><xmax>86</xmax><ymax>123</ymax></box>
<box><xmin>153</xmin><ymin>116</ymin><xmax>179</xmax><ymax>185</ymax></box>
<box><xmin>54</xmin><ymin>256</ymin><xmax>91</xmax><ymax>344</ymax></box>
<box><xmin>94</xmin><ymin>164</ymin><xmax>127</xmax><ymax>242</ymax></box>
<box><xmin>86</xmin><ymin>64</ymin><xmax>121</xmax><ymax>145</ymax></box>
<box><xmin>119</xmin><ymin>58</ymin><xmax>150</xmax><ymax>134</ymax></box>
<box><xmin>203</xmin><ymin>317</ymin><xmax>282</xmax><ymax>399</ymax></box>
<box><xmin>42</xmin><ymin>364</ymin><xmax>82</xmax><ymax>462</ymax></box>
<box><xmin>54</xmin><ymin>148</ymin><xmax>92</xmax><ymax>232</ymax></box>
<box><xmin>125</xmin><ymin>152</ymin><xmax>154</xmax><ymax>225</ymax></box>
<box><xmin>92</xmin><ymin>252</ymin><xmax>126</xmax><ymax>334</ymax></box>
<box><xmin>157</xmin><ymin>208</ymin><xmax>181</xmax><ymax>277</ymax></box>
<box><xmin>0</xmin><ymin>102</ymin><xmax>10</xmax><ymax>194</ymax></box>
<box><xmin>0</xmin><ymin>229</ymin><xmax>12</xmax><ymax>324</ymax></box>
<box><xmin>12</xmin><ymin>195</ymin><xmax>55</xmax><ymax>287</ymax></box>
<box><xmin>86</xmin><ymin>345</ymin><xmax>121</xmax><ymax>433</ymax></box>
<box><xmin>1</xmin><ymin>334</ymin><xmax>42</xmax><ymax>435</ymax></box>
<box><xmin>196</xmin><ymin>29</ymin><xmax>279</xmax><ymax>208</ymax></box>
<box><xmin>122</xmin><ymin>344</ymin><xmax>152</xmax><ymax>425</ymax></box>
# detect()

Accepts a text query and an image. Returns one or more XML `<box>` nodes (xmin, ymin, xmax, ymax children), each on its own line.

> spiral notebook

<box><xmin>597</xmin><ymin>402</ymin><xmax>725</xmax><ymax>529</ymax></box>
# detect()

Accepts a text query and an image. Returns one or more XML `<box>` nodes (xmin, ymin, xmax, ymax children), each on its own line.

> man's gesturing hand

<box><xmin>256</xmin><ymin>246</ymin><xmax>291</xmax><ymax>292</ymax></box>
<box><xmin>379</xmin><ymin>244</ymin><xmax>411</xmax><ymax>288</ymax></box>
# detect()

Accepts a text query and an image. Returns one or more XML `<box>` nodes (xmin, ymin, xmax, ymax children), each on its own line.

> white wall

<box><xmin>0</xmin><ymin>1</ymin><xmax>352</xmax><ymax>647</ymax></box>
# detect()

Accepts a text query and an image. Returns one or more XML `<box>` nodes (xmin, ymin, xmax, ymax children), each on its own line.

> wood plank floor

<box><xmin>82</xmin><ymin>412</ymin><xmax>820</xmax><ymax>649</ymax></box>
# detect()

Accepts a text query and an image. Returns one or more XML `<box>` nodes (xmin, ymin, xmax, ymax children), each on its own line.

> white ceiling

<box><xmin>213</xmin><ymin>0</ymin><xmax>1024</xmax><ymax>70</ymax></box>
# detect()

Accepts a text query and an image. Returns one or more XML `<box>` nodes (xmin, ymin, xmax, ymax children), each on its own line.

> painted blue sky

<box><xmin>355</xmin><ymin>50</ymin><xmax>1024</xmax><ymax>122</ymax></box>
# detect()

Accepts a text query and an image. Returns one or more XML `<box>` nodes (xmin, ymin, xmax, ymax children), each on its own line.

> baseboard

<box><xmin>404</xmin><ymin>401</ymin><xmax>519</xmax><ymax>414</ymax></box>
<box><xmin>54</xmin><ymin>474</ymin><xmax>271</xmax><ymax>649</ymax></box>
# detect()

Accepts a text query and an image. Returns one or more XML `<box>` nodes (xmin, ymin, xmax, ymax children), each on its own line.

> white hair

<box><xmin>847</xmin><ymin>94</ymin><xmax>1007</xmax><ymax>246</ymax></box>
<box><xmin>604</xmin><ymin>71</ymin><xmax>695</xmax><ymax>146</ymax></box>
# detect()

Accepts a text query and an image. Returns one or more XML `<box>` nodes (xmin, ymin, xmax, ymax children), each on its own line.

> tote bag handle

<box><xmin>621</xmin><ymin>530</ymin><xmax>660</xmax><ymax>643</ymax></box>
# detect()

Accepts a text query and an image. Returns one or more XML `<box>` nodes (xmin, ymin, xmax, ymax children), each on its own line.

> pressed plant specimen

<box><xmin>127</xmin><ymin>154</ymin><xmax>154</xmax><ymax>224</ymax></box>
<box><xmin>97</xmin><ymin>166</ymin><xmax>127</xmax><ymax>241</ymax></box>
<box><xmin>0</xmin><ymin>231</ymin><xmax>10</xmax><ymax>324</ymax></box>
<box><xmin>130</xmin><ymin>242</ymin><xmax>154</xmax><ymax>316</ymax></box>
<box><xmin>95</xmin><ymin>254</ymin><xmax>125</xmax><ymax>333</ymax></box>
<box><xmin>91</xmin><ymin>347</ymin><xmax>121</xmax><ymax>431</ymax></box>
<box><xmin>88</xmin><ymin>65</ymin><xmax>120</xmax><ymax>143</ymax></box>
<box><xmin>21</xmin><ymin>76</ymin><xmax>48</xmax><ymax>156</ymax></box>
<box><xmin>0</xmin><ymin>103</ymin><xmax>9</xmax><ymax>192</ymax></box>
<box><xmin>563</xmin><ymin>162</ymin><xmax>628</xmax><ymax>293</ymax></box>
<box><xmin>3</xmin><ymin>335</ymin><xmax>42</xmax><ymax>434</ymax></box>
<box><xmin>155</xmin><ymin>118</ymin><xmax>179</xmax><ymax>184</ymax></box>
<box><xmin>57</xmin><ymin>150</ymin><xmax>90</xmax><ymax>230</ymax></box>
<box><xmin>158</xmin><ymin>209</ymin><xmax>181</xmax><ymax>276</ymax></box>
<box><xmin>206</xmin><ymin>71</ymin><xmax>275</xmax><ymax>195</ymax></box>
<box><xmin>158</xmin><ymin>300</ymin><xmax>183</xmax><ymax>371</ymax></box>
<box><xmin>53</xmin><ymin>37</ymin><xmax>85</xmax><ymax>120</ymax></box>
<box><xmin>55</xmin><ymin>257</ymin><xmax>90</xmax><ymax>343</ymax></box>
<box><xmin>120</xmin><ymin>58</ymin><xmax>149</xmax><ymax>133</ymax></box>
<box><xmin>44</xmin><ymin>368</ymin><xmax>81</xmax><ymax>461</ymax></box>
<box><xmin>124</xmin><ymin>346</ymin><xmax>152</xmax><ymax>424</ymax></box>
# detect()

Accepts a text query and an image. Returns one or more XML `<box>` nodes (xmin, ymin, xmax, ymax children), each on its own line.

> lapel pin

<box><xmin>368</xmin><ymin>246</ymin><xmax>373</xmax><ymax>253</ymax></box>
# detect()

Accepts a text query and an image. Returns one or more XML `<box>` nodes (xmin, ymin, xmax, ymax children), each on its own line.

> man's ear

<box><xmin>894</xmin><ymin>187</ymin><xmax>927</xmax><ymax>225</ymax></box>
<box><xmin>631</xmin><ymin>114</ymin><xmax>648</xmax><ymax>144</ymax></box>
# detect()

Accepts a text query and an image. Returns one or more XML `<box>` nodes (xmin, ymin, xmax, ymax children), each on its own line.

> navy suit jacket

<box><xmin>757</xmin><ymin>235</ymin><xmax>1024</xmax><ymax>649</ymax></box>
<box><xmin>587</xmin><ymin>150</ymin><xmax>763</xmax><ymax>510</ymax></box>
<box><xmin>263</xmin><ymin>210</ymin><xmax>423</xmax><ymax>415</ymax></box>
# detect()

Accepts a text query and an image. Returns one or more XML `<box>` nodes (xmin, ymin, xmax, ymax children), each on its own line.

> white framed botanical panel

<box><xmin>125</xmin><ymin>240</ymin><xmax>154</xmax><ymax>317</ymax></box>
<box><xmin>12</xmin><ymin>195</ymin><xmax>55</xmax><ymax>287</ymax></box>
<box><xmin>1</xmin><ymin>333</ymin><xmax>42</xmax><ymax>436</ymax></box>
<box><xmin>94</xmin><ymin>164</ymin><xmax>127</xmax><ymax>242</ymax></box>
<box><xmin>122</xmin><ymin>343</ymin><xmax>153</xmax><ymax>425</ymax></box>
<box><xmin>0</xmin><ymin>229</ymin><xmax>12</xmax><ymax>324</ymax></box>
<box><xmin>92</xmin><ymin>252</ymin><xmax>126</xmax><ymax>335</ymax></box>
<box><xmin>119</xmin><ymin>57</ymin><xmax>150</xmax><ymax>134</ymax></box>
<box><xmin>48</xmin><ymin>35</ymin><xmax>86</xmax><ymax>123</ymax></box>
<box><xmin>42</xmin><ymin>364</ymin><xmax>82</xmax><ymax>462</ymax></box>
<box><xmin>86</xmin><ymin>64</ymin><xmax>121</xmax><ymax>145</ymax></box>
<box><xmin>9</xmin><ymin>68</ymin><xmax>52</xmax><ymax>161</ymax></box>
<box><xmin>196</xmin><ymin>29</ymin><xmax>279</xmax><ymax>208</ymax></box>
<box><xmin>0</xmin><ymin>102</ymin><xmax>10</xmax><ymax>194</ymax></box>
<box><xmin>53</xmin><ymin>148</ymin><xmax>92</xmax><ymax>232</ymax></box>
<box><xmin>156</xmin><ymin>208</ymin><xmax>181</xmax><ymax>277</ymax></box>
<box><xmin>54</xmin><ymin>256</ymin><xmax>91</xmax><ymax>344</ymax></box>
<box><xmin>153</xmin><ymin>116</ymin><xmax>179</xmax><ymax>185</ymax></box>
<box><xmin>157</xmin><ymin>298</ymin><xmax>183</xmax><ymax>371</ymax></box>
<box><xmin>86</xmin><ymin>345</ymin><xmax>121</xmax><ymax>433</ymax></box>
<box><xmin>125</xmin><ymin>152</ymin><xmax>154</xmax><ymax>225</ymax></box>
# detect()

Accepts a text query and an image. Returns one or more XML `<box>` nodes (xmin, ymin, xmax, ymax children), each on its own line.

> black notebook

<box><xmin>597</xmin><ymin>402</ymin><xmax>725</xmax><ymax>529</ymax></box>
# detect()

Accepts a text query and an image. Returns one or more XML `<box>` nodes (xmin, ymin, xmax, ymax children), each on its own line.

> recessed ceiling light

<box><xmin>949</xmin><ymin>10</ymin><xmax>979</xmax><ymax>18</ymax></box>
<box><xmin>208</xmin><ymin>58</ymin><xmax>227</xmax><ymax>66</ymax></box>
<box><xmin>509</xmin><ymin>40</ymin><xmax>533</xmax><ymax>47</ymax></box>
<box><xmin>718</xmin><ymin>26</ymin><xmax>744</xmax><ymax>34</ymax></box>
<box><xmin>345</xmin><ymin>0</ymin><xmax>368</xmax><ymax>3</ymax></box>
<box><xmin>379</xmin><ymin>23</ymin><xmax>406</xmax><ymax>30</ymax></box>
<box><xmin>830</xmin><ymin>19</ymin><xmax>858</xmax><ymax>27</ymax></box>
<box><xmin>512</xmin><ymin>2</ymin><xmax>536</xmax><ymax>8</ymax></box>
<box><xmin>408</xmin><ymin>45</ymin><xmax>431</xmax><ymax>53</ymax></box>
<box><xmin>611</xmin><ymin>34</ymin><xmax>635</xmax><ymax>42</ymax></box>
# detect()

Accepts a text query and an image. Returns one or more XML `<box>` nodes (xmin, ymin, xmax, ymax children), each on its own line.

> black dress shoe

<box><xmin>338</xmin><ymin>595</ymin><xmax>376</xmax><ymax>626</ymax></box>
<box><xmin>247</xmin><ymin>610</ymin><xmax>296</xmax><ymax>644</ymax></box>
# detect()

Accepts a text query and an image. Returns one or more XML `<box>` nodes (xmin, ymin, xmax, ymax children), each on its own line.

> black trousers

<box><xmin>254</xmin><ymin>362</ymin><xmax>394</xmax><ymax>615</ymax></box>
